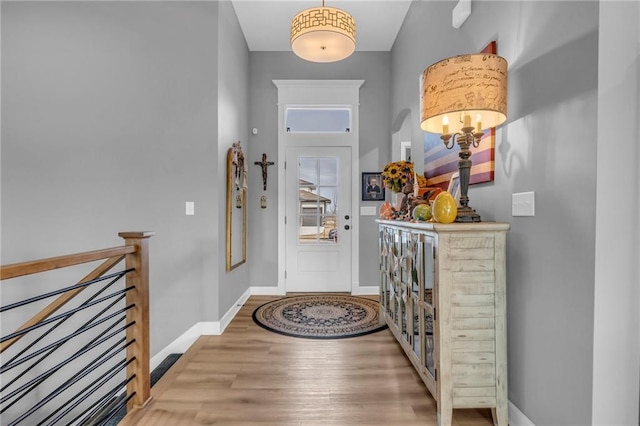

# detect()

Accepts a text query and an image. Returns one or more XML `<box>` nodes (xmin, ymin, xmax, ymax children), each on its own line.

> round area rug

<box><xmin>252</xmin><ymin>294</ymin><xmax>387</xmax><ymax>339</ymax></box>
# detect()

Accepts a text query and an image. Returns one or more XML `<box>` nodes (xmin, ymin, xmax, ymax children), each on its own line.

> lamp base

<box><xmin>455</xmin><ymin>205</ymin><xmax>481</xmax><ymax>222</ymax></box>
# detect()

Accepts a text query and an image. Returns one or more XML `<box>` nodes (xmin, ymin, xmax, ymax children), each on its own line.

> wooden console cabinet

<box><xmin>377</xmin><ymin>220</ymin><xmax>510</xmax><ymax>426</ymax></box>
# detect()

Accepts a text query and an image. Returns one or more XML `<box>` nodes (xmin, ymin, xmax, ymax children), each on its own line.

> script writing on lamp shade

<box><xmin>420</xmin><ymin>54</ymin><xmax>508</xmax><ymax>135</ymax></box>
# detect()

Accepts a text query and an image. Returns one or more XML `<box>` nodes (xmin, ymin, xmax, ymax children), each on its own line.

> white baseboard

<box><xmin>150</xmin><ymin>288</ymin><xmax>252</xmax><ymax>366</ymax></box>
<box><xmin>250</xmin><ymin>285</ymin><xmax>378</xmax><ymax>296</ymax></box>
<box><xmin>509</xmin><ymin>400</ymin><xmax>535</xmax><ymax>426</ymax></box>
<box><xmin>199</xmin><ymin>321</ymin><xmax>220</xmax><ymax>335</ymax></box>
<box><xmin>250</xmin><ymin>286</ymin><xmax>283</xmax><ymax>295</ymax></box>
<box><xmin>150</xmin><ymin>321</ymin><xmax>203</xmax><ymax>370</ymax></box>
<box><xmin>351</xmin><ymin>285</ymin><xmax>379</xmax><ymax>295</ymax></box>
<box><xmin>219</xmin><ymin>287</ymin><xmax>251</xmax><ymax>333</ymax></box>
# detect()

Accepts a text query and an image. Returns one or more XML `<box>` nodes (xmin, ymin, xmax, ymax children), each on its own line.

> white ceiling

<box><xmin>231</xmin><ymin>0</ymin><xmax>413</xmax><ymax>52</ymax></box>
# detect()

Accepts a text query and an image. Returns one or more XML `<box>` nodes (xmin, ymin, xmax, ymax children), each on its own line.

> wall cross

<box><xmin>254</xmin><ymin>153</ymin><xmax>275</xmax><ymax>191</ymax></box>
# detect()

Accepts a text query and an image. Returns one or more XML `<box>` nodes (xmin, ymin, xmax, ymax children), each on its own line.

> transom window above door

<box><xmin>285</xmin><ymin>107</ymin><xmax>351</xmax><ymax>133</ymax></box>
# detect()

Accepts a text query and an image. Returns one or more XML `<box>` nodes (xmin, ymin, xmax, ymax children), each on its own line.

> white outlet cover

<box><xmin>360</xmin><ymin>206</ymin><xmax>377</xmax><ymax>216</ymax></box>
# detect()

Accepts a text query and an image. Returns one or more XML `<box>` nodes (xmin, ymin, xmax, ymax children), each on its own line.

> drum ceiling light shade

<box><xmin>420</xmin><ymin>54</ymin><xmax>508</xmax><ymax>134</ymax></box>
<box><xmin>291</xmin><ymin>2</ymin><xmax>356</xmax><ymax>63</ymax></box>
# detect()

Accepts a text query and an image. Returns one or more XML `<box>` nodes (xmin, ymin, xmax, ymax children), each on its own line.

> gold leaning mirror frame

<box><xmin>226</xmin><ymin>142</ymin><xmax>247</xmax><ymax>271</ymax></box>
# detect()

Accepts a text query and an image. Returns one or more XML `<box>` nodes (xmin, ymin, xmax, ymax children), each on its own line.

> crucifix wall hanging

<box><xmin>254</xmin><ymin>153</ymin><xmax>275</xmax><ymax>191</ymax></box>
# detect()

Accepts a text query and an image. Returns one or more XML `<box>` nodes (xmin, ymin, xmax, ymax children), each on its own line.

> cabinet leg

<box><xmin>437</xmin><ymin>405</ymin><xmax>453</xmax><ymax>426</ymax></box>
<box><xmin>491</xmin><ymin>406</ymin><xmax>508</xmax><ymax>426</ymax></box>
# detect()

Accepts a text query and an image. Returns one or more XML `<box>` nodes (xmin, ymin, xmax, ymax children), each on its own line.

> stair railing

<box><xmin>0</xmin><ymin>231</ymin><xmax>154</xmax><ymax>425</ymax></box>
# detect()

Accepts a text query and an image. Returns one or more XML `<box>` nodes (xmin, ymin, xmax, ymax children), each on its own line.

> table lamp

<box><xmin>420</xmin><ymin>53</ymin><xmax>508</xmax><ymax>222</ymax></box>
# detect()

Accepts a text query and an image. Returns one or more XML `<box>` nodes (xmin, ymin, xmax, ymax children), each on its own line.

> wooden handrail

<box><xmin>0</xmin><ymin>255</ymin><xmax>126</xmax><ymax>353</ymax></box>
<box><xmin>0</xmin><ymin>245</ymin><xmax>136</xmax><ymax>280</ymax></box>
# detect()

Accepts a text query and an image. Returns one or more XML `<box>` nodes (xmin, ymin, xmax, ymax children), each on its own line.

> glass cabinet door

<box><xmin>408</xmin><ymin>232</ymin><xmax>422</xmax><ymax>359</ymax></box>
<box><xmin>422</xmin><ymin>234</ymin><xmax>435</xmax><ymax>305</ymax></box>
<box><xmin>392</xmin><ymin>230</ymin><xmax>401</xmax><ymax>282</ymax></box>
<box><xmin>410</xmin><ymin>233</ymin><xmax>421</xmax><ymax>299</ymax></box>
<box><xmin>391</xmin><ymin>229</ymin><xmax>401</xmax><ymax>323</ymax></box>
<box><xmin>422</xmin><ymin>234</ymin><xmax>436</xmax><ymax>378</ymax></box>
<box><xmin>399</xmin><ymin>292</ymin><xmax>407</xmax><ymax>340</ymax></box>
<box><xmin>379</xmin><ymin>227</ymin><xmax>390</xmax><ymax>311</ymax></box>
<box><xmin>398</xmin><ymin>230</ymin><xmax>407</xmax><ymax>284</ymax></box>
<box><xmin>424</xmin><ymin>307</ymin><xmax>435</xmax><ymax>377</ymax></box>
<box><xmin>412</xmin><ymin>300</ymin><xmax>421</xmax><ymax>359</ymax></box>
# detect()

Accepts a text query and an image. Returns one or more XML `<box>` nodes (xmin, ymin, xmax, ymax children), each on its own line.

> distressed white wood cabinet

<box><xmin>377</xmin><ymin>220</ymin><xmax>510</xmax><ymax>426</ymax></box>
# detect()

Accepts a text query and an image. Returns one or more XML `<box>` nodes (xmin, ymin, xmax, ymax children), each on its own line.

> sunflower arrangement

<box><xmin>381</xmin><ymin>160</ymin><xmax>414</xmax><ymax>193</ymax></box>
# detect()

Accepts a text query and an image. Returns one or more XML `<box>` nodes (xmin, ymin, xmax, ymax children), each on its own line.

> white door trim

<box><xmin>273</xmin><ymin>79</ymin><xmax>364</xmax><ymax>295</ymax></box>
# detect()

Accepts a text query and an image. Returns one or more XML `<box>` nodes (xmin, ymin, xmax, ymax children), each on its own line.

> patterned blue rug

<box><xmin>252</xmin><ymin>294</ymin><xmax>387</xmax><ymax>339</ymax></box>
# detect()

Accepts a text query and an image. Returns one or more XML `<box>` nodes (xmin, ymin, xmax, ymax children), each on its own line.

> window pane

<box><xmin>317</xmin><ymin>187</ymin><xmax>337</xmax><ymax>214</ymax></box>
<box><xmin>318</xmin><ymin>157</ymin><xmax>338</xmax><ymax>186</ymax></box>
<box><xmin>299</xmin><ymin>157</ymin><xmax>318</xmax><ymax>187</ymax></box>
<box><xmin>300</xmin><ymin>214</ymin><xmax>318</xmax><ymax>228</ymax></box>
<box><xmin>320</xmin><ymin>215</ymin><xmax>338</xmax><ymax>244</ymax></box>
<box><xmin>297</xmin><ymin>155</ymin><xmax>340</xmax><ymax>245</ymax></box>
<box><xmin>299</xmin><ymin>230</ymin><xmax>318</xmax><ymax>243</ymax></box>
<box><xmin>286</xmin><ymin>108</ymin><xmax>351</xmax><ymax>133</ymax></box>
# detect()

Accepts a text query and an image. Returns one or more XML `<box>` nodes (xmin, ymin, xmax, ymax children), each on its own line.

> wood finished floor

<box><xmin>120</xmin><ymin>296</ymin><xmax>494</xmax><ymax>426</ymax></box>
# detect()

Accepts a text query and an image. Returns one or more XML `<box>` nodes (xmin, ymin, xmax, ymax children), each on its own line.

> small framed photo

<box><xmin>362</xmin><ymin>172</ymin><xmax>385</xmax><ymax>201</ymax></box>
<box><xmin>448</xmin><ymin>172</ymin><xmax>461</xmax><ymax>204</ymax></box>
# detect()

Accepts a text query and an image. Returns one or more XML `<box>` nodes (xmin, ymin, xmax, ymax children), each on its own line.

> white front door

<box><xmin>285</xmin><ymin>146</ymin><xmax>352</xmax><ymax>292</ymax></box>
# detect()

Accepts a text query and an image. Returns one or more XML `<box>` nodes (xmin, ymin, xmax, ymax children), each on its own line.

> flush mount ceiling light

<box><xmin>290</xmin><ymin>0</ymin><xmax>356</xmax><ymax>63</ymax></box>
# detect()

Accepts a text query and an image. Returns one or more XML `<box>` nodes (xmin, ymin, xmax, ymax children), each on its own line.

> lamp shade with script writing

<box><xmin>420</xmin><ymin>54</ymin><xmax>508</xmax><ymax>134</ymax></box>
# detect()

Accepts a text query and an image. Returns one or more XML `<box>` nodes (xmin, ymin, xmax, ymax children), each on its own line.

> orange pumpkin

<box><xmin>379</xmin><ymin>202</ymin><xmax>393</xmax><ymax>219</ymax></box>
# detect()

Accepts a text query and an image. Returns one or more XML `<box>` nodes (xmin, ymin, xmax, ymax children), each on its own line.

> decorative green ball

<box><xmin>412</xmin><ymin>204</ymin><xmax>433</xmax><ymax>221</ymax></box>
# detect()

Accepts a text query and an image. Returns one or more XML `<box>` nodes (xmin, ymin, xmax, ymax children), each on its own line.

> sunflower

<box><xmin>386</xmin><ymin>166</ymin><xmax>401</xmax><ymax>179</ymax></box>
<box><xmin>381</xmin><ymin>161</ymin><xmax>415</xmax><ymax>193</ymax></box>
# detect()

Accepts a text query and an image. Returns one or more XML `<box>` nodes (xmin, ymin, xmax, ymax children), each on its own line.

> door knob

<box><xmin>344</xmin><ymin>225</ymin><xmax>350</xmax><ymax>230</ymax></box>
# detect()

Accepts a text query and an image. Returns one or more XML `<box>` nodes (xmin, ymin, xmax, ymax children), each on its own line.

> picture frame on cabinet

<box><xmin>362</xmin><ymin>172</ymin><xmax>385</xmax><ymax>201</ymax></box>
<box><xmin>448</xmin><ymin>172</ymin><xmax>460</xmax><ymax>204</ymax></box>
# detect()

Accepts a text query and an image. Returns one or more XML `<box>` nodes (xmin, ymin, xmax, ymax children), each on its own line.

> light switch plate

<box><xmin>512</xmin><ymin>192</ymin><xmax>535</xmax><ymax>216</ymax></box>
<box><xmin>186</xmin><ymin>201</ymin><xmax>195</xmax><ymax>215</ymax></box>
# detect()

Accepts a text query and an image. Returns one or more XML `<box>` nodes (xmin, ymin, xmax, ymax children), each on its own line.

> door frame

<box><xmin>273</xmin><ymin>79</ymin><xmax>364</xmax><ymax>295</ymax></box>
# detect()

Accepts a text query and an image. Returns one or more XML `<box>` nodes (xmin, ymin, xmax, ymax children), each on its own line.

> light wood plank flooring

<box><xmin>121</xmin><ymin>296</ymin><xmax>494</xmax><ymax>425</ymax></box>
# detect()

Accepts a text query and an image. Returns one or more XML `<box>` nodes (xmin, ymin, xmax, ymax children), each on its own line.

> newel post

<box><xmin>119</xmin><ymin>231</ymin><xmax>155</xmax><ymax>411</ymax></box>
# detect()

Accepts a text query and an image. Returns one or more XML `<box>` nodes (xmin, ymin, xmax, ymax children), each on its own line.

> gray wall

<box><xmin>1</xmin><ymin>1</ymin><xmax>250</xmax><ymax>356</ymax></box>
<box><xmin>593</xmin><ymin>1</ymin><xmax>640</xmax><ymax>423</ymax></box>
<box><xmin>247</xmin><ymin>52</ymin><xmax>391</xmax><ymax>289</ymax></box>
<box><xmin>4</xmin><ymin>2</ymin><xmax>638</xmax><ymax>423</ymax></box>
<box><xmin>391</xmin><ymin>1</ymin><xmax>598</xmax><ymax>424</ymax></box>
<box><xmin>216</xmin><ymin>1</ymin><xmax>251</xmax><ymax>319</ymax></box>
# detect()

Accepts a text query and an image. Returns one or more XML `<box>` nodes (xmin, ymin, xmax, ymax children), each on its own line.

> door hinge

<box><xmin>434</xmin><ymin>368</ymin><xmax>437</xmax><ymax>381</ymax></box>
<box><xmin>433</xmin><ymin>308</ymin><xmax>436</xmax><ymax>322</ymax></box>
<box><xmin>285</xmin><ymin>216</ymin><xmax>287</xmax><ymax>224</ymax></box>
<box><xmin>284</xmin><ymin>161</ymin><xmax>287</xmax><ymax>170</ymax></box>
<box><xmin>285</xmin><ymin>270</ymin><xmax>287</xmax><ymax>279</ymax></box>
